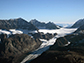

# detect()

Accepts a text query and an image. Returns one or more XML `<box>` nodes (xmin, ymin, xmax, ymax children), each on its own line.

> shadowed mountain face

<box><xmin>0</xmin><ymin>18</ymin><xmax>38</xmax><ymax>30</ymax></box>
<box><xmin>75</xmin><ymin>24</ymin><xmax>84</xmax><ymax>33</ymax></box>
<box><xmin>30</xmin><ymin>33</ymin><xmax>84</xmax><ymax>63</ymax></box>
<box><xmin>31</xmin><ymin>32</ymin><xmax>57</xmax><ymax>40</ymax></box>
<box><xmin>71</xmin><ymin>19</ymin><xmax>84</xmax><ymax>28</ymax></box>
<box><xmin>30</xmin><ymin>19</ymin><xmax>61</xmax><ymax>29</ymax></box>
<box><xmin>0</xmin><ymin>34</ymin><xmax>42</xmax><ymax>63</ymax></box>
<box><xmin>50</xmin><ymin>37</ymin><xmax>68</xmax><ymax>49</ymax></box>
<box><xmin>71</xmin><ymin>18</ymin><xmax>84</xmax><ymax>33</ymax></box>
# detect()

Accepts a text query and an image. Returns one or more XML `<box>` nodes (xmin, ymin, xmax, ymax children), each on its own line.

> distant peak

<box><xmin>31</xmin><ymin>19</ymin><xmax>38</xmax><ymax>21</ymax></box>
<box><xmin>48</xmin><ymin>21</ymin><xmax>54</xmax><ymax>24</ymax></box>
<box><xmin>9</xmin><ymin>17</ymin><xmax>24</xmax><ymax>20</ymax></box>
<box><xmin>33</xmin><ymin>19</ymin><xmax>37</xmax><ymax>20</ymax></box>
<box><xmin>16</xmin><ymin>17</ymin><xmax>23</xmax><ymax>20</ymax></box>
<box><xmin>30</xmin><ymin>19</ymin><xmax>39</xmax><ymax>22</ymax></box>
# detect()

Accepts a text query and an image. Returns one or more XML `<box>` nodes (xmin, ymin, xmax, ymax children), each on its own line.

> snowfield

<box><xmin>9</xmin><ymin>29</ymin><xmax>23</xmax><ymax>34</ymax></box>
<box><xmin>64</xmin><ymin>41</ymin><xmax>71</xmax><ymax>46</ymax></box>
<box><xmin>21</xmin><ymin>28</ymin><xmax>77</xmax><ymax>63</ymax></box>
<box><xmin>0</xmin><ymin>29</ymin><xmax>23</xmax><ymax>38</ymax></box>
<box><xmin>0</xmin><ymin>29</ymin><xmax>11</xmax><ymax>35</ymax></box>
<box><xmin>0</xmin><ymin>29</ymin><xmax>23</xmax><ymax>35</ymax></box>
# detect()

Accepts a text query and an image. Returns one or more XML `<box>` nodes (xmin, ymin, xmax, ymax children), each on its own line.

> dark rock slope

<box><xmin>0</xmin><ymin>34</ymin><xmax>42</xmax><ymax>63</ymax></box>
<box><xmin>30</xmin><ymin>33</ymin><xmax>84</xmax><ymax>63</ymax></box>
<box><xmin>31</xmin><ymin>32</ymin><xmax>57</xmax><ymax>40</ymax></box>
<box><xmin>30</xmin><ymin>19</ymin><xmax>61</xmax><ymax>29</ymax></box>
<box><xmin>50</xmin><ymin>37</ymin><xmax>68</xmax><ymax>48</ymax></box>
<box><xmin>75</xmin><ymin>24</ymin><xmax>84</xmax><ymax>33</ymax></box>
<box><xmin>71</xmin><ymin>18</ymin><xmax>84</xmax><ymax>33</ymax></box>
<box><xmin>0</xmin><ymin>18</ymin><xmax>38</xmax><ymax>30</ymax></box>
<box><xmin>71</xmin><ymin>19</ymin><xmax>84</xmax><ymax>28</ymax></box>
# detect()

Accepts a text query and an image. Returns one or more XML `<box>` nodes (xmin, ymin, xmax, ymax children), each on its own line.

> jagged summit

<box><xmin>71</xmin><ymin>18</ymin><xmax>84</xmax><ymax>28</ymax></box>
<box><xmin>6</xmin><ymin>17</ymin><xmax>23</xmax><ymax>20</ymax></box>
<box><xmin>30</xmin><ymin>19</ymin><xmax>61</xmax><ymax>29</ymax></box>
<box><xmin>16</xmin><ymin>17</ymin><xmax>23</xmax><ymax>19</ymax></box>
<box><xmin>0</xmin><ymin>18</ymin><xmax>38</xmax><ymax>30</ymax></box>
<box><xmin>30</xmin><ymin>19</ymin><xmax>38</xmax><ymax>21</ymax></box>
<box><xmin>30</xmin><ymin>19</ymin><xmax>42</xmax><ymax>24</ymax></box>
<box><xmin>71</xmin><ymin>18</ymin><xmax>84</xmax><ymax>33</ymax></box>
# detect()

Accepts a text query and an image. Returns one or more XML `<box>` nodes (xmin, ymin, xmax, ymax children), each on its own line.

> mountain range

<box><xmin>30</xmin><ymin>19</ymin><xmax>61</xmax><ymax>29</ymax></box>
<box><xmin>0</xmin><ymin>18</ymin><xmax>60</xmax><ymax>63</ymax></box>
<box><xmin>30</xmin><ymin>19</ymin><xmax>84</xmax><ymax>63</ymax></box>
<box><xmin>0</xmin><ymin>18</ymin><xmax>38</xmax><ymax>30</ymax></box>
<box><xmin>0</xmin><ymin>17</ymin><xmax>84</xmax><ymax>63</ymax></box>
<box><xmin>0</xmin><ymin>18</ymin><xmax>61</xmax><ymax>30</ymax></box>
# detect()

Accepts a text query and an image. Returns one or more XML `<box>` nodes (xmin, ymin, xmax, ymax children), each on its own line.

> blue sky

<box><xmin>0</xmin><ymin>0</ymin><xmax>84</xmax><ymax>24</ymax></box>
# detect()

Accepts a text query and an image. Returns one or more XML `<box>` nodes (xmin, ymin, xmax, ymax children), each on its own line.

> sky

<box><xmin>0</xmin><ymin>0</ymin><xmax>84</xmax><ymax>24</ymax></box>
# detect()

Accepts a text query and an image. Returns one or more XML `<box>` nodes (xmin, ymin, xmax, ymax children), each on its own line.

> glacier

<box><xmin>21</xmin><ymin>28</ymin><xmax>77</xmax><ymax>63</ymax></box>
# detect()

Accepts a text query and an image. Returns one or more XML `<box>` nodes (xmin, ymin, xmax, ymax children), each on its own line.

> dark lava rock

<box><xmin>0</xmin><ymin>34</ymin><xmax>42</xmax><ymax>63</ymax></box>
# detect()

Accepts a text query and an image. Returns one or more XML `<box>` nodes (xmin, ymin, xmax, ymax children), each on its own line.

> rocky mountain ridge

<box><xmin>0</xmin><ymin>18</ymin><xmax>84</xmax><ymax>63</ymax></box>
<box><xmin>30</xmin><ymin>19</ymin><xmax>61</xmax><ymax>29</ymax></box>
<box><xmin>0</xmin><ymin>18</ymin><xmax>38</xmax><ymax>30</ymax></box>
<box><xmin>0</xmin><ymin>34</ymin><xmax>42</xmax><ymax>63</ymax></box>
<box><xmin>75</xmin><ymin>24</ymin><xmax>84</xmax><ymax>33</ymax></box>
<box><xmin>71</xmin><ymin>19</ymin><xmax>84</xmax><ymax>28</ymax></box>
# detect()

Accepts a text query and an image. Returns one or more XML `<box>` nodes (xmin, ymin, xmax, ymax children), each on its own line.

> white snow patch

<box><xmin>64</xmin><ymin>41</ymin><xmax>71</xmax><ymax>46</ymax></box>
<box><xmin>0</xmin><ymin>29</ymin><xmax>11</xmax><ymax>35</ymax></box>
<box><xmin>57</xmin><ymin>25</ymin><xmax>61</xmax><ymax>28</ymax></box>
<box><xmin>0</xmin><ymin>29</ymin><xmax>23</xmax><ymax>35</ymax></box>
<box><xmin>0</xmin><ymin>29</ymin><xmax>23</xmax><ymax>38</ymax></box>
<box><xmin>9</xmin><ymin>29</ymin><xmax>23</xmax><ymax>34</ymax></box>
